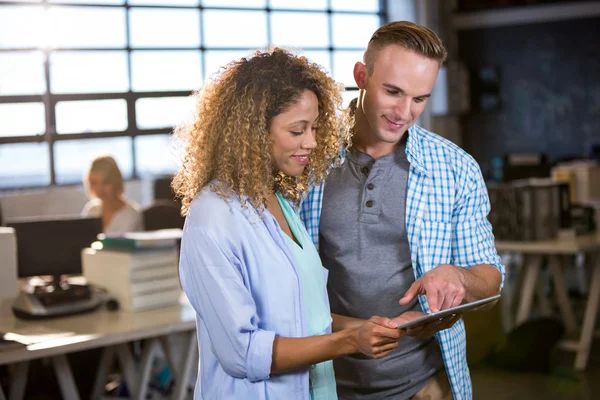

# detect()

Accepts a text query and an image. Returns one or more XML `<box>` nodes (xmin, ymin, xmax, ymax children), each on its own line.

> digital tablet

<box><xmin>397</xmin><ymin>294</ymin><xmax>501</xmax><ymax>330</ymax></box>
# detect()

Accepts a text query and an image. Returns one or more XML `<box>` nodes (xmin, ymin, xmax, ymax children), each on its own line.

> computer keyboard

<box><xmin>12</xmin><ymin>284</ymin><xmax>102</xmax><ymax>319</ymax></box>
<box><xmin>34</xmin><ymin>285</ymin><xmax>92</xmax><ymax>307</ymax></box>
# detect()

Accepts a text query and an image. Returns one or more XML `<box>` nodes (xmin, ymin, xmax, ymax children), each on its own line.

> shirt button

<box><xmin>361</xmin><ymin>166</ymin><xmax>369</xmax><ymax>176</ymax></box>
<box><xmin>365</xmin><ymin>200</ymin><xmax>374</xmax><ymax>208</ymax></box>
<box><xmin>367</xmin><ymin>183</ymin><xmax>374</xmax><ymax>190</ymax></box>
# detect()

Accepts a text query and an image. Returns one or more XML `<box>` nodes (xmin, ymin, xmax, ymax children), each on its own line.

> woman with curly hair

<box><xmin>173</xmin><ymin>48</ymin><xmax>403</xmax><ymax>399</ymax></box>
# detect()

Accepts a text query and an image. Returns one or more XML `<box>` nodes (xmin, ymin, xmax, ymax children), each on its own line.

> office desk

<box><xmin>0</xmin><ymin>301</ymin><xmax>197</xmax><ymax>400</ymax></box>
<box><xmin>496</xmin><ymin>233</ymin><xmax>600</xmax><ymax>370</ymax></box>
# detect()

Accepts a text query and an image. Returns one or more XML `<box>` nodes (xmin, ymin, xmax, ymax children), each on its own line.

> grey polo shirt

<box><xmin>319</xmin><ymin>141</ymin><xmax>444</xmax><ymax>399</ymax></box>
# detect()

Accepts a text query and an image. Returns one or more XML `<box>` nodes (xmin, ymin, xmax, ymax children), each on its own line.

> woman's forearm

<box><xmin>271</xmin><ymin>329</ymin><xmax>358</xmax><ymax>374</ymax></box>
<box><xmin>331</xmin><ymin>313</ymin><xmax>365</xmax><ymax>332</ymax></box>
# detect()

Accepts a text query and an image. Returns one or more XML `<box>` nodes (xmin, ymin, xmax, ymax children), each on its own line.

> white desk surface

<box><xmin>495</xmin><ymin>233</ymin><xmax>600</xmax><ymax>254</ymax></box>
<box><xmin>0</xmin><ymin>301</ymin><xmax>196</xmax><ymax>365</ymax></box>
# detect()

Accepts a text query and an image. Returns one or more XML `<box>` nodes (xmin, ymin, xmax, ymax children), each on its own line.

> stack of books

<box><xmin>82</xmin><ymin>230</ymin><xmax>182</xmax><ymax>312</ymax></box>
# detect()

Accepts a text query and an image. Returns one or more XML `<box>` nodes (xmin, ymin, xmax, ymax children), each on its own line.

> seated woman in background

<box><xmin>172</xmin><ymin>48</ymin><xmax>403</xmax><ymax>399</ymax></box>
<box><xmin>81</xmin><ymin>155</ymin><xmax>143</xmax><ymax>234</ymax></box>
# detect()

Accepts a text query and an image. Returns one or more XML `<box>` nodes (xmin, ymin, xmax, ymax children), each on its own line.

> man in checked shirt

<box><xmin>300</xmin><ymin>21</ymin><xmax>504</xmax><ymax>400</ymax></box>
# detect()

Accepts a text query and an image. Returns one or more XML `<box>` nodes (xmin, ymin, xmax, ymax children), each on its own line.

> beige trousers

<box><xmin>409</xmin><ymin>369</ymin><xmax>453</xmax><ymax>400</ymax></box>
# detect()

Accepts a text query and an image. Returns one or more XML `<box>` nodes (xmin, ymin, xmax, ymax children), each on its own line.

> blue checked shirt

<box><xmin>299</xmin><ymin>124</ymin><xmax>505</xmax><ymax>400</ymax></box>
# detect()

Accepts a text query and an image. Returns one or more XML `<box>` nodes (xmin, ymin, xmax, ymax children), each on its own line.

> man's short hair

<box><xmin>364</xmin><ymin>21</ymin><xmax>447</xmax><ymax>74</ymax></box>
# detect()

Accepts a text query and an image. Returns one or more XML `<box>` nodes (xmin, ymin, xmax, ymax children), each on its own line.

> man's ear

<box><xmin>353</xmin><ymin>62</ymin><xmax>368</xmax><ymax>89</ymax></box>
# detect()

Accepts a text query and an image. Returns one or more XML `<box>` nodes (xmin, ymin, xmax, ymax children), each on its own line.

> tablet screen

<box><xmin>397</xmin><ymin>294</ymin><xmax>501</xmax><ymax>330</ymax></box>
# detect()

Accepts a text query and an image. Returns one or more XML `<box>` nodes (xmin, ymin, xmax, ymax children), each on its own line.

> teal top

<box><xmin>276</xmin><ymin>192</ymin><xmax>337</xmax><ymax>400</ymax></box>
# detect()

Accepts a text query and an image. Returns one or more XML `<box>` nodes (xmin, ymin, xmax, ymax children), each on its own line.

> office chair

<box><xmin>142</xmin><ymin>200</ymin><xmax>185</xmax><ymax>231</ymax></box>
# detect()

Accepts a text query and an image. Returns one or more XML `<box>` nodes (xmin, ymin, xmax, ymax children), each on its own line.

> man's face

<box><xmin>354</xmin><ymin>45</ymin><xmax>439</xmax><ymax>145</ymax></box>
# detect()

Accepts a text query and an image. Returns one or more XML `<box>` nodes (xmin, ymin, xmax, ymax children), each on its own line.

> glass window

<box><xmin>333</xmin><ymin>51</ymin><xmax>364</xmax><ymax>87</ymax></box>
<box><xmin>303</xmin><ymin>51</ymin><xmax>331</xmax><ymax>74</ymax></box>
<box><xmin>136</xmin><ymin>96</ymin><xmax>195</xmax><ymax>130</ymax></box>
<box><xmin>131</xmin><ymin>51</ymin><xmax>202</xmax><ymax>92</ymax></box>
<box><xmin>0</xmin><ymin>103</ymin><xmax>45</xmax><ymax>137</ymax></box>
<box><xmin>48</xmin><ymin>6</ymin><xmax>127</xmax><ymax>49</ymax></box>
<box><xmin>54</xmin><ymin>137</ymin><xmax>133</xmax><ymax>184</ymax></box>
<box><xmin>0</xmin><ymin>142</ymin><xmax>50</xmax><ymax>188</ymax></box>
<box><xmin>129</xmin><ymin>0</ymin><xmax>196</xmax><ymax>5</ymax></box>
<box><xmin>269</xmin><ymin>0</ymin><xmax>326</xmax><ymax>10</ymax></box>
<box><xmin>203</xmin><ymin>50</ymin><xmax>251</xmax><ymax>80</ymax></box>
<box><xmin>49</xmin><ymin>0</ymin><xmax>125</xmax><ymax>4</ymax></box>
<box><xmin>332</xmin><ymin>14</ymin><xmax>380</xmax><ymax>48</ymax></box>
<box><xmin>135</xmin><ymin>134</ymin><xmax>179</xmax><ymax>177</ymax></box>
<box><xmin>270</xmin><ymin>12</ymin><xmax>329</xmax><ymax>48</ymax></box>
<box><xmin>331</xmin><ymin>0</ymin><xmax>379</xmax><ymax>12</ymax></box>
<box><xmin>341</xmin><ymin>89</ymin><xmax>359</xmax><ymax>108</ymax></box>
<box><xmin>0</xmin><ymin>52</ymin><xmax>46</xmax><ymax>96</ymax></box>
<box><xmin>202</xmin><ymin>0</ymin><xmax>265</xmax><ymax>7</ymax></box>
<box><xmin>56</xmin><ymin>99</ymin><xmax>128</xmax><ymax>134</ymax></box>
<box><xmin>203</xmin><ymin>10</ymin><xmax>267</xmax><ymax>48</ymax></box>
<box><xmin>50</xmin><ymin>51</ymin><xmax>129</xmax><ymax>94</ymax></box>
<box><xmin>129</xmin><ymin>8</ymin><xmax>200</xmax><ymax>48</ymax></box>
<box><xmin>0</xmin><ymin>6</ymin><xmax>47</xmax><ymax>49</ymax></box>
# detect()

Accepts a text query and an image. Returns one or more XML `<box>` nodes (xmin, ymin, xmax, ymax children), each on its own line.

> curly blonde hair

<box><xmin>172</xmin><ymin>48</ymin><xmax>351</xmax><ymax>214</ymax></box>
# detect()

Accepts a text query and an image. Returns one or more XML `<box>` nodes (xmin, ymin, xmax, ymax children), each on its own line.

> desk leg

<box><xmin>51</xmin><ymin>354</ymin><xmax>80</xmax><ymax>400</ymax></box>
<box><xmin>91</xmin><ymin>346</ymin><xmax>116</xmax><ymax>400</ymax></box>
<box><xmin>516</xmin><ymin>255</ymin><xmax>542</xmax><ymax>325</ymax></box>
<box><xmin>115</xmin><ymin>343</ymin><xmax>139</xmax><ymax>399</ymax></box>
<box><xmin>8</xmin><ymin>362</ymin><xmax>28</xmax><ymax>400</ymax></box>
<box><xmin>136</xmin><ymin>338</ymin><xmax>161</xmax><ymax>400</ymax></box>
<box><xmin>173</xmin><ymin>331</ymin><xmax>198</xmax><ymax>400</ymax></box>
<box><xmin>549</xmin><ymin>255</ymin><xmax>577</xmax><ymax>336</ymax></box>
<box><xmin>574</xmin><ymin>256</ymin><xmax>600</xmax><ymax>370</ymax></box>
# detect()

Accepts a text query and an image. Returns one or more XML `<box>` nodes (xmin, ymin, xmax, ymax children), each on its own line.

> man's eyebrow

<box><xmin>382</xmin><ymin>83</ymin><xmax>431</xmax><ymax>99</ymax></box>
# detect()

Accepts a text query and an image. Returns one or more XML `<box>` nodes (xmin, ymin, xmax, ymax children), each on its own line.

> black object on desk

<box><xmin>7</xmin><ymin>216</ymin><xmax>103</xmax><ymax>319</ymax></box>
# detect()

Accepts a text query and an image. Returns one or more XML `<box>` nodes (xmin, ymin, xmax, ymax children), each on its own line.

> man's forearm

<box><xmin>455</xmin><ymin>264</ymin><xmax>502</xmax><ymax>304</ymax></box>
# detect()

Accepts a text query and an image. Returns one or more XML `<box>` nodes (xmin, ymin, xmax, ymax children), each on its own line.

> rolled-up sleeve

<box><xmin>179</xmin><ymin>226</ymin><xmax>275</xmax><ymax>381</ymax></box>
<box><xmin>451</xmin><ymin>165</ymin><xmax>506</xmax><ymax>289</ymax></box>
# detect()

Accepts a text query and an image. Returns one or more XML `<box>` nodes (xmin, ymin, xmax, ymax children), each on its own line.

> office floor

<box><xmin>471</xmin><ymin>342</ymin><xmax>600</xmax><ymax>400</ymax></box>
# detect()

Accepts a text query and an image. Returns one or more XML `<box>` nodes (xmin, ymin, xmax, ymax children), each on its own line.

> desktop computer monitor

<box><xmin>7</xmin><ymin>216</ymin><xmax>102</xmax><ymax>283</ymax></box>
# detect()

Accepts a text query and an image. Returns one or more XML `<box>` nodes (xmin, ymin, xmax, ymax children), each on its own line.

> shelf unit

<box><xmin>453</xmin><ymin>1</ymin><xmax>600</xmax><ymax>30</ymax></box>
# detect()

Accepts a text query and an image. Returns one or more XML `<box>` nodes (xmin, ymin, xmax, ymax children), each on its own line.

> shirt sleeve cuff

<box><xmin>246</xmin><ymin>329</ymin><xmax>276</xmax><ymax>382</ymax></box>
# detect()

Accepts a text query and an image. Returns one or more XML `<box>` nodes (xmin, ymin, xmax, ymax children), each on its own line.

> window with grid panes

<box><xmin>0</xmin><ymin>0</ymin><xmax>385</xmax><ymax>189</ymax></box>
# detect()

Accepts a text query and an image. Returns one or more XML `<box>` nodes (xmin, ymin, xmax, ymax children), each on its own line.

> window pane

<box><xmin>0</xmin><ymin>142</ymin><xmax>50</xmax><ymax>188</ymax></box>
<box><xmin>270</xmin><ymin>0</ymin><xmax>326</xmax><ymax>10</ymax></box>
<box><xmin>270</xmin><ymin>12</ymin><xmax>329</xmax><ymax>48</ymax></box>
<box><xmin>131</xmin><ymin>51</ymin><xmax>202</xmax><ymax>92</ymax></box>
<box><xmin>135</xmin><ymin>134</ymin><xmax>178</xmax><ymax>177</ymax></box>
<box><xmin>203</xmin><ymin>10</ymin><xmax>267</xmax><ymax>48</ymax></box>
<box><xmin>331</xmin><ymin>0</ymin><xmax>379</xmax><ymax>12</ymax></box>
<box><xmin>333</xmin><ymin>51</ymin><xmax>363</xmax><ymax>87</ymax></box>
<box><xmin>48</xmin><ymin>6</ymin><xmax>126</xmax><ymax>49</ymax></box>
<box><xmin>54</xmin><ymin>137</ymin><xmax>133</xmax><ymax>184</ymax></box>
<box><xmin>129</xmin><ymin>8</ymin><xmax>200</xmax><ymax>48</ymax></box>
<box><xmin>0</xmin><ymin>6</ymin><xmax>46</xmax><ymax>49</ymax></box>
<box><xmin>204</xmin><ymin>50</ymin><xmax>251</xmax><ymax>80</ymax></box>
<box><xmin>50</xmin><ymin>51</ymin><xmax>129</xmax><ymax>94</ymax></box>
<box><xmin>332</xmin><ymin>14</ymin><xmax>380</xmax><ymax>48</ymax></box>
<box><xmin>50</xmin><ymin>0</ymin><xmax>125</xmax><ymax>4</ymax></box>
<box><xmin>342</xmin><ymin>89</ymin><xmax>358</xmax><ymax>108</ymax></box>
<box><xmin>56</xmin><ymin>99</ymin><xmax>128</xmax><ymax>134</ymax></box>
<box><xmin>136</xmin><ymin>97</ymin><xmax>195</xmax><ymax>130</ymax></box>
<box><xmin>129</xmin><ymin>0</ymin><xmax>197</xmax><ymax>5</ymax></box>
<box><xmin>303</xmin><ymin>51</ymin><xmax>331</xmax><ymax>74</ymax></box>
<box><xmin>0</xmin><ymin>103</ymin><xmax>45</xmax><ymax>137</ymax></box>
<box><xmin>202</xmin><ymin>0</ymin><xmax>265</xmax><ymax>7</ymax></box>
<box><xmin>0</xmin><ymin>52</ymin><xmax>46</xmax><ymax>96</ymax></box>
